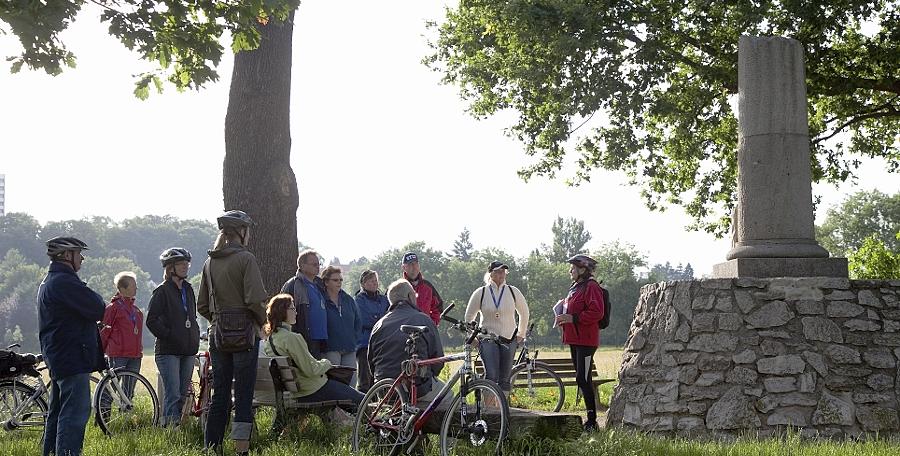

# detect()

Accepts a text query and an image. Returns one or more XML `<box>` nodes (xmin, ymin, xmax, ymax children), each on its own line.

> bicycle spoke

<box><xmin>94</xmin><ymin>372</ymin><xmax>159</xmax><ymax>434</ymax></box>
<box><xmin>441</xmin><ymin>380</ymin><xmax>508</xmax><ymax>456</ymax></box>
<box><xmin>353</xmin><ymin>379</ymin><xmax>407</xmax><ymax>455</ymax></box>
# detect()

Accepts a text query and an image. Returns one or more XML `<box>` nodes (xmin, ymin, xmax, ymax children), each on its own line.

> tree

<box><xmin>548</xmin><ymin>216</ymin><xmax>592</xmax><ymax>262</ymax></box>
<box><xmin>847</xmin><ymin>233</ymin><xmax>900</xmax><ymax>280</ymax></box>
<box><xmin>2</xmin><ymin>1</ymin><xmax>298</xmax><ymax>96</ymax></box>
<box><xmin>452</xmin><ymin>227</ymin><xmax>474</xmax><ymax>261</ymax></box>
<box><xmin>590</xmin><ymin>242</ymin><xmax>647</xmax><ymax>346</ymax></box>
<box><xmin>0</xmin><ymin>213</ymin><xmax>44</xmax><ymax>264</ymax></box>
<box><xmin>425</xmin><ymin>1</ymin><xmax>899</xmax><ymax>235</ymax></box>
<box><xmin>222</xmin><ymin>11</ymin><xmax>301</xmax><ymax>296</ymax></box>
<box><xmin>816</xmin><ymin>190</ymin><xmax>900</xmax><ymax>257</ymax></box>
<box><xmin>0</xmin><ymin>250</ymin><xmax>44</xmax><ymax>350</ymax></box>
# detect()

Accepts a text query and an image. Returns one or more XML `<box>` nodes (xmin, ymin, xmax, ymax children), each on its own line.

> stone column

<box><xmin>713</xmin><ymin>36</ymin><xmax>847</xmax><ymax>278</ymax></box>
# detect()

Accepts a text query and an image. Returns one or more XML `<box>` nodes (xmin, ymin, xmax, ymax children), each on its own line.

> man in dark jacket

<box><xmin>280</xmin><ymin>249</ymin><xmax>328</xmax><ymax>358</ymax></box>
<box><xmin>37</xmin><ymin>236</ymin><xmax>106</xmax><ymax>456</ymax></box>
<box><xmin>368</xmin><ymin>279</ymin><xmax>445</xmax><ymax>402</ymax></box>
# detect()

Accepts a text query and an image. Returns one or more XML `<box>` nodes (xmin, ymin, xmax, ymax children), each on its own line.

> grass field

<box><xmin>6</xmin><ymin>347</ymin><xmax>900</xmax><ymax>454</ymax></box>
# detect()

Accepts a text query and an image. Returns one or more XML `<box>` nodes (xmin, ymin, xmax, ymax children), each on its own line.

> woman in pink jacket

<box><xmin>555</xmin><ymin>254</ymin><xmax>605</xmax><ymax>433</ymax></box>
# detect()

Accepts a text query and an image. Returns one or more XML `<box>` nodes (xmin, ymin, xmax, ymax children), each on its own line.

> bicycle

<box><xmin>506</xmin><ymin>324</ymin><xmax>565</xmax><ymax>412</ymax></box>
<box><xmin>0</xmin><ymin>345</ymin><xmax>47</xmax><ymax>432</ymax></box>
<box><xmin>0</xmin><ymin>344</ymin><xmax>108</xmax><ymax>432</ymax></box>
<box><xmin>181</xmin><ymin>333</ymin><xmax>213</xmax><ymax>431</ymax></box>
<box><xmin>351</xmin><ymin>303</ymin><xmax>510</xmax><ymax>456</ymax></box>
<box><xmin>92</xmin><ymin>352</ymin><xmax>161</xmax><ymax>435</ymax></box>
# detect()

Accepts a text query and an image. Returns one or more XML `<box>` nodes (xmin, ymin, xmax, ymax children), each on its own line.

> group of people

<box><xmin>36</xmin><ymin>209</ymin><xmax>607</xmax><ymax>456</ymax></box>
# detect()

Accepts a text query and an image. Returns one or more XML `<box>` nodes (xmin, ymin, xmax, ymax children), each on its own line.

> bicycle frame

<box><xmin>1</xmin><ymin>375</ymin><xmax>48</xmax><ymax>430</ymax></box>
<box><xmin>186</xmin><ymin>350</ymin><xmax>212</xmax><ymax>418</ymax></box>
<box><xmin>366</xmin><ymin>340</ymin><xmax>483</xmax><ymax>440</ymax></box>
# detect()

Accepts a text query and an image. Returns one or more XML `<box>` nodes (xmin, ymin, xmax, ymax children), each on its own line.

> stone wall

<box><xmin>606</xmin><ymin>278</ymin><xmax>900</xmax><ymax>438</ymax></box>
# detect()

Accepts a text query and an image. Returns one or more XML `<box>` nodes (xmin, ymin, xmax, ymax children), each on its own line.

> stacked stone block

<box><xmin>606</xmin><ymin>278</ymin><xmax>900</xmax><ymax>438</ymax></box>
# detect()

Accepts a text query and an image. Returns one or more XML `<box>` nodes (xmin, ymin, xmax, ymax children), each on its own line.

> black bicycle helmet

<box><xmin>160</xmin><ymin>247</ymin><xmax>192</xmax><ymax>266</ymax></box>
<box><xmin>46</xmin><ymin>236</ymin><xmax>89</xmax><ymax>257</ymax></box>
<box><xmin>566</xmin><ymin>254</ymin><xmax>597</xmax><ymax>271</ymax></box>
<box><xmin>216</xmin><ymin>210</ymin><xmax>255</xmax><ymax>229</ymax></box>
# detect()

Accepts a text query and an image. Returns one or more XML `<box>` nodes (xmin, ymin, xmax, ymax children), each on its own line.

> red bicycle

<box><xmin>351</xmin><ymin>304</ymin><xmax>510</xmax><ymax>456</ymax></box>
<box><xmin>182</xmin><ymin>334</ymin><xmax>213</xmax><ymax>430</ymax></box>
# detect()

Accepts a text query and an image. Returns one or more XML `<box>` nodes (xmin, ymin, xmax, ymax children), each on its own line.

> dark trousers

<box><xmin>356</xmin><ymin>347</ymin><xmax>373</xmax><ymax>393</ymax></box>
<box><xmin>300</xmin><ymin>379</ymin><xmax>365</xmax><ymax>413</ymax></box>
<box><xmin>205</xmin><ymin>339</ymin><xmax>259</xmax><ymax>447</ymax></box>
<box><xmin>42</xmin><ymin>373</ymin><xmax>91</xmax><ymax>456</ymax></box>
<box><xmin>569</xmin><ymin>344</ymin><xmax>598</xmax><ymax>422</ymax></box>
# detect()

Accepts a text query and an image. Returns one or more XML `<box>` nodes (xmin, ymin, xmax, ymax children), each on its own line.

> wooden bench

<box><xmin>475</xmin><ymin>356</ymin><xmax>615</xmax><ymax>408</ymax></box>
<box><xmin>253</xmin><ymin>356</ymin><xmax>354</xmax><ymax>436</ymax></box>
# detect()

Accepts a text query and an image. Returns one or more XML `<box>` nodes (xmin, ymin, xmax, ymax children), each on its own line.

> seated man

<box><xmin>263</xmin><ymin>294</ymin><xmax>363</xmax><ymax>413</ymax></box>
<box><xmin>369</xmin><ymin>279</ymin><xmax>446</xmax><ymax>405</ymax></box>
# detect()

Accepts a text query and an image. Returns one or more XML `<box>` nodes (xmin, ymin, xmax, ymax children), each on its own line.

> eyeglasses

<box><xmin>288</xmin><ymin>305</ymin><xmax>297</xmax><ymax>311</ymax></box>
<box><xmin>305</xmin><ymin>262</ymin><xmax>320</xmax><ymax>267</ymax></box>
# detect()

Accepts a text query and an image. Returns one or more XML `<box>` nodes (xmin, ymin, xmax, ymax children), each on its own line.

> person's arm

<box><xmin>280</xmin><ymin>331</ymin><xmax>332</xmax><ymax>377</ymax></box>
<box><xmin>575</xmin><ymin>282</ymin><xmax>605</xmax><ymax>325</ymax></box>
<box><xmin>429</xmin><ymin>283</ymin><xmax>444</xmax><ymax>325</ymax></box>
<box><xmin>146</xmin><ymin>288</ymin><xmax>171</xmax><ymax>339</ymax></box>
<box><xmin>99</xmin><ymin>304</ymin><xmax>116</xmax><ymax>350</ymax></box>
<box><xmin>197</xmin><ymin>263</ymin><xmax>211</xmax><ymax>321</ymax></box>
<box><xmin>464</xmin><ymin>287</ymin><xmax>481</xmax><ymax>324</ymax></box>
<box><xmin>426</xmin><ymin>320</ymin><xmax>445</xmax><ymax>378</ymax></box>
<box><xmin>57</xmin><ymin>275</ymin><xmax>106</xmax><ymax>321</ymax></box>
<box><xmin>242</xmin><ymin>255</ymin><xmax>269</xmax><ymax>326</ymax></box>
<box><xmin>513</xmin><ymin>286</ymin><xmax>529</xmax><ymax>340</ymax></box>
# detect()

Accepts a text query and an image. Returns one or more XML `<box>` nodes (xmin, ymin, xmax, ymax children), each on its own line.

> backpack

<box><xmin>597</xmin><ymin>284</ymin><xmax>611</xmax><ymax>330</ymax></box>
<box><xmin>0</xmin><ymin>350</ymin><xmax>40</xmax><ymax>379</ymax></box>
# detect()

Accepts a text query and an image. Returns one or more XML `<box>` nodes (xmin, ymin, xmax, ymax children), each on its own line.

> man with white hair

<box><xmin>368</xmin><ymin>279</ymin><xmax>445</xmax><ymax>403</ymax></box>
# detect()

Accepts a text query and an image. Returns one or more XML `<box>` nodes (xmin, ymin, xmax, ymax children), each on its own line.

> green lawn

<box><xmin>5</xmin><ymin>409</ymin><xmax>900</xmax><ymax>456</ymax></box>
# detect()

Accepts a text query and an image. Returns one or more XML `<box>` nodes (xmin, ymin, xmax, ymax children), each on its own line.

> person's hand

<box><xmin>555</xmin><ymin>314</ymin><xmax>574</xmax><ymax>325</ymax></box>
<box><xmin>515</xmin><ymin>336</ymin><xmax>525</xmax><ymax>344</ymax></box>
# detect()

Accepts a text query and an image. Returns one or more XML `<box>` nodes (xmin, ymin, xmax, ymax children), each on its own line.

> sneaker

<box><xmin>583</xmin><ymin>420</ymin><xmax>599</xmax><ymax>433</ymax></box>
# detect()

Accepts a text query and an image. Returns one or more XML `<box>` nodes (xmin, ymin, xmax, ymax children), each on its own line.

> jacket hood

<box><xmin>208</xmin><ymin>244</ymin><xmax>245</xmax><ymax>258</ymax></box>
<box><xmin>110</xmin><ymin>293</ymin><xmax>136</xmax><ymax>306</ymax></box>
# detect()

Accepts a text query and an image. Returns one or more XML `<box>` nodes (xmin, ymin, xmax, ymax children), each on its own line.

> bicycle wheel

<box><xmin>0</xmin><ymin>380</ymin><xmax>48</xmax><ymax>431</ymax></box>
<box><xmin>352</xmin><ymin>378</ymin><xmax>407</xmax><ymax>456</ymax></box>
<box><xmin>440</xmin><ymin>379</ymin><xmax>509</xmax><ymax>456</ymax></box>
<box><xmin>508</xmin><ymin>361</ymin><xmax>565</xmax><ymax>412</ymax></box>
<box><xmin>198</xmin><ymin>374</ymin><xmax>213</xmax><ymax>433</ymax></box>
<box><xmin>93</xmin><ymin>371</ymin><xmax>160</xmax><ymax>435</ymax></box>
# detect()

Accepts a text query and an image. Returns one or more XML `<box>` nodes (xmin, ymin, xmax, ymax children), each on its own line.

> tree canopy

<box><xmin>816</xmin><ymin>189</ymin><xmax>900</xmax><ymax>257</ymax></box>
<box><xmin>1</xmin><ymin>0</ymin><xmax>299</xmax><ymax>97</ymax></box>
<box><xmin>425</xmin><ymin>0</ymin><xmax>900</xmax><ymax>235</ymax></box>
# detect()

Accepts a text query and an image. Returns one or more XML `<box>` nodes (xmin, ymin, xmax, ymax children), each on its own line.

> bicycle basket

<box><xmin>0</xmin><ymin>350</ymin><xmax>40</xmax><ymax>379</ymax></box>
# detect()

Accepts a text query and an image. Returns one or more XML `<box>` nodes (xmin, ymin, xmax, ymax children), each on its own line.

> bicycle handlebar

<box><xmin>440</xmin><ymin>303</ymin><xmax>515</xmax><ymax>346</ymax></box>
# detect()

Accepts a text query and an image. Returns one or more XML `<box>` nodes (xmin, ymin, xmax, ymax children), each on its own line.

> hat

<box><xmin>488</xmin><ymin>261</ymin><xmax>509</xmax><ymax>273</ymax></box>
<box><xmin>402</xmin><ymin>252</ymin><xmax>419</xmax><ymax>265</ymax></box>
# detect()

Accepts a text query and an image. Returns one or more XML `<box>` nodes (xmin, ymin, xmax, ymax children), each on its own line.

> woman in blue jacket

<box><xmin>353</xmin><ymin>269</ymin><xmax>389</xmax><ymax>392</ymax></box>
<box><xmin>320</xmin><ymin>266</ymin><xmax>361</xmax><ymax>388</ymax></box>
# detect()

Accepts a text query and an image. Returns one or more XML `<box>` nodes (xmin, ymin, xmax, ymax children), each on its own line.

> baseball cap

<box><xmin>488</xmin><ymin>261</ymin><xmax>509</xmax><ymax>273</ymax></box>
<box><xmin>402</xmin><ymin>252</ymin><xmax>419</xmax><ymax>265</ymax></box>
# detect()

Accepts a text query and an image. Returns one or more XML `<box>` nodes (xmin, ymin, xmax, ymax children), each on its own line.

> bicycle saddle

<box><xmin>400</xmin><ymin>325</ymin><xmax>428</xmax><ymax>335</ymax></box>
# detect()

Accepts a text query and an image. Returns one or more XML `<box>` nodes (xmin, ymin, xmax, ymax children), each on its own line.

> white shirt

<box><xmin>464</xmin><ymin>281</ymin><xmax>530</xmax><ymax>340</ymax></box>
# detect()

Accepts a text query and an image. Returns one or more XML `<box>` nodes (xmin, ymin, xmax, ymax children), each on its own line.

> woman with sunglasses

<box><xmin>320</xmin><ymin>266</ymin><xmax>361</xmax><ymax>387</ymax></box>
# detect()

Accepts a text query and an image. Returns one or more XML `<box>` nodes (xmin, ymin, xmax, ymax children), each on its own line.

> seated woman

<box><xmin>263</xmin><ymin>293</ymin><xmax>364</xmax><ymax>412</ymax></box>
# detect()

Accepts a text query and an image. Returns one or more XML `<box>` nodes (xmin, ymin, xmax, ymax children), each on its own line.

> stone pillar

<box><xmin>713</xmin><ymin>36</ymin><xmax>847</xmax><ymax>278</ymax></box>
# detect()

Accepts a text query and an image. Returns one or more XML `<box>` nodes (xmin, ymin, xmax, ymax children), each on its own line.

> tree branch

<box><xmin>812</xmin><ymin>108</ymin><xmax>900</xmax><ymax>144</ymax></box>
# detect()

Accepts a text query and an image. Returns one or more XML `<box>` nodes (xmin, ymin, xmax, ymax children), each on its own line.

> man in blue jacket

<box><xmin>37</xmin><ymin>236</ymin><xmax>106</xmax><ymax>456</ymax></box>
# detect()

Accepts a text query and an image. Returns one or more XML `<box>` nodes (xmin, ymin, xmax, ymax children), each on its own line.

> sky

<box><xmin>0</xmin><ymin>1</ymin><xmax>896</xmax><ymax>277</ymax></box>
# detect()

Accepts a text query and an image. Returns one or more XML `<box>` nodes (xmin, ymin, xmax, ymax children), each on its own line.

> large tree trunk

<box><xmin>223</xmin><ymin>13</ymin><xmax>298</xmax><ymax>295</ymax></box>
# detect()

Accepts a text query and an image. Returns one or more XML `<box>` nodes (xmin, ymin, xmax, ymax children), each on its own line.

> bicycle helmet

<box><xmin>566</xmin><ymin>254</ymin><xmax>597</xmax><ymax>271</ymax></box>
<box><xmin>46</xmin><ymin>236</ymin><xmax>89</xmax><ymax>257</ymax></box>
<box><xmin>216</xmin><ymin>210</ymin><xmax>255</xmax><ymax>229</ymax></box>
<box><xmin>160</xmin><ymin>247</ymin><xmax>192</xmax><ymax>266</ymax></box>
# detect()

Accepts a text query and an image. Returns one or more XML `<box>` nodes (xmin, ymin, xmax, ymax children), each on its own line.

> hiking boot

<box><xmin>583</xmin><ymin>420</ymin><xmax>599</xmax><ymax>433</ymax></box>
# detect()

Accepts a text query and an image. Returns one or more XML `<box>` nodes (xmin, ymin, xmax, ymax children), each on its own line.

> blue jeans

<box><xmin>42</xmin><ymin>373</ymin><xmax>91</xmax><ymax>456</ymax></box>
<box><xmin>205</xmin><ymin>339</ymin><xmax>259</xmax><ymax>447</ymax></box>
<box><xmin>300</xmin><ymin>379</ymin><xmax>364</xmax><ymax>413</ymax></box>
<box><xmin>155</xmin><ymin>354</ymin><xmax>193</xmax><ymax>426</ymax></box>
<box><xmin>109</xmin><ymin>357</ymin><xmax>142</xmax><ymax>400</ymax></box>
<box><xmin>324</xmin><ymin>351</ymin><xmax>358</xmax><ymax>388</ymax></box>
<box><xmin>479</xmin><ymin>340</ymin><xmax>516</xmax><ymax>392</ymax></box>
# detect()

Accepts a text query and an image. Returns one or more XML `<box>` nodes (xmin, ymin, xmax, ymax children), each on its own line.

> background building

<box><xmin>0</xmin><ymin>174</ymin><xmax>5</xmax><ymax>216</ymax></box>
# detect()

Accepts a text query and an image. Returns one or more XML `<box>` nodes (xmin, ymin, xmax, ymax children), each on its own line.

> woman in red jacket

<box><xmin>100</xmin><ymin>271</ymin><xmax>143</xmax><ymax>398</ymax></box>
<box><xmin>555</xmin><ymin>254</ymin><xmax>605</xmax><ymax>432</ymax></box>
